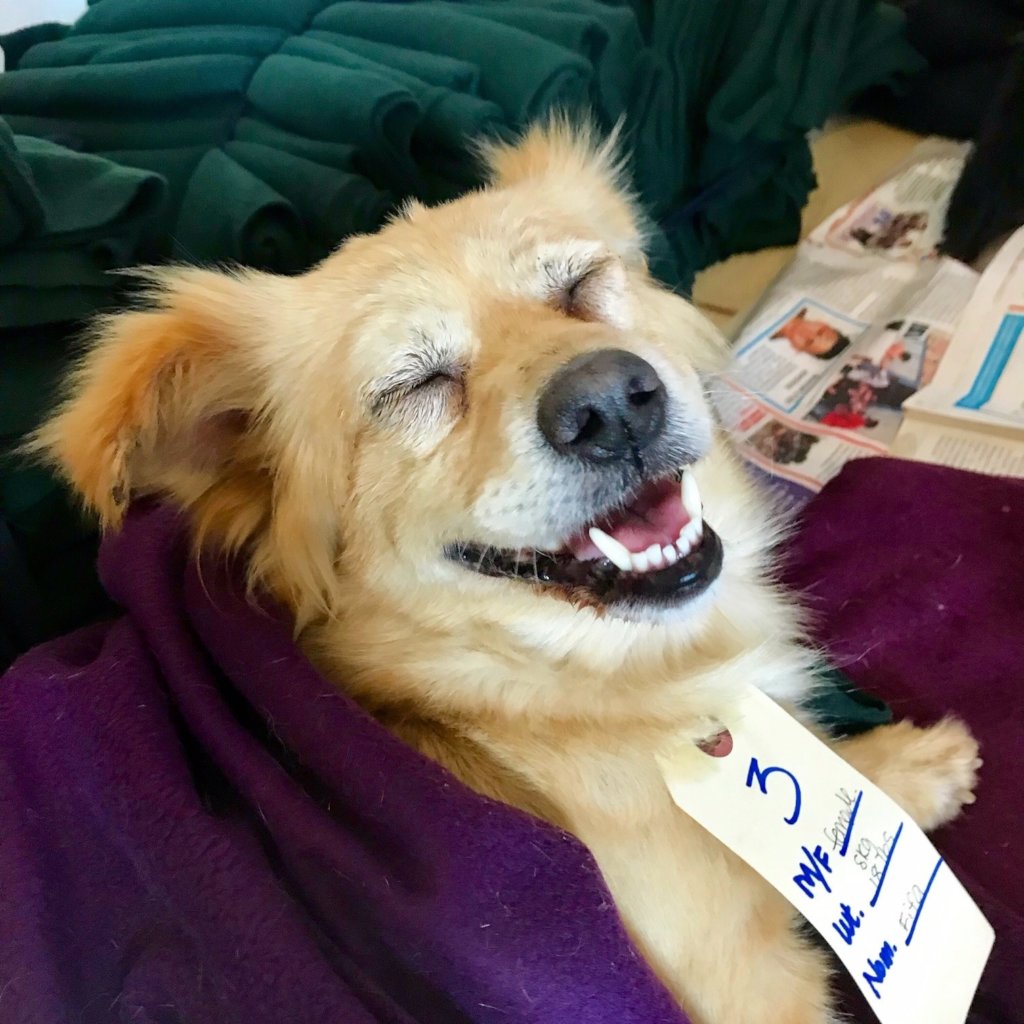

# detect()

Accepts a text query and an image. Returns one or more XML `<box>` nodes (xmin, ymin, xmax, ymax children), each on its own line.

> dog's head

<box><xmin>40</xmin><ymin>121</ymin><xmax>782</xmax><ymax>707</ymax></box>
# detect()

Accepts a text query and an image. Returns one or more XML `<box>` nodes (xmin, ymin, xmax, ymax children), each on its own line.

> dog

<box><xmin>37</xmin><ymin>120</ymin><xmax>980</xmax><ymax>1024</ymax></box>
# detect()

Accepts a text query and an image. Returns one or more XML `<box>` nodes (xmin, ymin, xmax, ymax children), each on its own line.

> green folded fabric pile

<box><xmin>0</xmin><ymin>0</ymin><xmax>922</xmax><ymax>666</ymax></box>
<box><xmin>1</xmin><ymin>0</ymin><xmax>922</xmax><ymax>317</ymax></box>
<box><xmin>0</xmin><ymin>117</ymin><xmax>166</xmax><ymax>327</ymax></box>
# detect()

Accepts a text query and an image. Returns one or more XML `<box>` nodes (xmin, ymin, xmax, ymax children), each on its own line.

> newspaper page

<box><xmin>807</xmin><ymin>138</ymin><xmax>966</xmax><ymax>262</ymax></box>
<box><xmin>715</xmin><ymin>140</ymin><xmax>979</xmax><ymax>498</ymax></box>
<box><xmin>892</xmin><ymin>226</ymin><xmax>1024</xmax><ymax>475</ymax></box>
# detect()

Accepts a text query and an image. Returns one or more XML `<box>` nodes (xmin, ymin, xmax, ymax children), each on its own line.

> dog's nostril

<box><xmin>628</xmin><ymin>388</ymin><xmax>657</xmax><ymax>408</ymax></box>
<box><xmin>573</xmin><ymin>407</ymin><xmax>605</xmax><ymax>444</ymax></box>
<box><xmin>627</xmin><ymin>373</ymin><xmax>660</xmax><ymax>406</ymax></box>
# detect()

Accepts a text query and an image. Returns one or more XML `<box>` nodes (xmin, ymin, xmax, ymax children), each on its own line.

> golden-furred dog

<box><xmin>38</xmin><ymin>120</ymin><xmax>980</xmax><ymax>1024</ymax></box>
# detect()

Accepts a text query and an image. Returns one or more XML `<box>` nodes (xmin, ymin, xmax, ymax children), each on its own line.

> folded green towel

<box><xmin>453</xmin><ymin>1</ymin><xmax>643</xmax><ymax>117</ymax></box>
<box><xmin>311</xmin><ymin>3</ymin><xmax>594</xmax><ymax>122</ymax></box>
<box><xmin>0</xmin><ymin>119</ymin><xmax>45</xmax><ymax>246</ymax></box>
<box><xmin>15</xmin><ymin>25</ymin><xmax>286</xmax><ymax>69</ymax></box>
<box><xmin>0</xmin><ymin>118</ymin><xmax>166</xmax><ymax>328</ymax></box>
<box><xmin>0</xmin><ymin>22</ymin><xmax>68</xmax><ymax>70</ymax></box>
<box><xmin>282</xmin><ymin>34</ymin><xmax>505</xmax><ymax>184</ymax></box>
<box><xmin>225</xmin><ymin>141</ymin><xmax>392</xmax><ymax>250</ymax></box>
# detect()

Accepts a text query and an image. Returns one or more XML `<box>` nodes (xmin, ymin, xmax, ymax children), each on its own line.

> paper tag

<box><xmin>657</xmin><ymin>687</ymin><xmax>994</xmax><ymax>1024</ymax></box>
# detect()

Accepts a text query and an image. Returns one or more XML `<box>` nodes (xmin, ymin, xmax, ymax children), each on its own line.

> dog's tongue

<box><xmin>566</xmin><ymin>477</ymin><xmax>692</xmax><ymax>560</ymax></box>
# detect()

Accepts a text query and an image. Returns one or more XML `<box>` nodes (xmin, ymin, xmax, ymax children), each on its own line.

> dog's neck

<box><xmin>306</xmin><ymin>569</ymin><xmax>812</xmax><ymax>750</ymax></box>
<box><xmin>302</xmin><ymin>551</ymin><xmax>816</xmax><ymax>836</ymax></box>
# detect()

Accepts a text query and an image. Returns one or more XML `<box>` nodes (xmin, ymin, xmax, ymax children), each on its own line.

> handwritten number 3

<box><xmin>746</xmin><ymin>757</ymin><xmax>802</xmax><ymax>825</ymax></box>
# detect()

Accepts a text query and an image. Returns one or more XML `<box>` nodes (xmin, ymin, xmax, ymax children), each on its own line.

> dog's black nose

<box><xmin>537</xmin><ymin>349</ymin><xmax>667</xmax><ymax>462</ymax></box>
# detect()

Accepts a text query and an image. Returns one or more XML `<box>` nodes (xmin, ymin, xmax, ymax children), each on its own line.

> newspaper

<box><xmin>713</xmin><ymin>140</ymin><xmax>1024</xmax><ymax>497</ymax></box>
<box><xmin>891</xmin><ymin>226</ymin><xmax>1024</xmax><ymax>476</ymax></box>
<box><xmin>808</xmin><ymin>138</ymin><xmax>964</xmax><ymax>262</ymax></box>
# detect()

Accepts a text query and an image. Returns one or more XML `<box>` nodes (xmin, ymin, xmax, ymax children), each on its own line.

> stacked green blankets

<box><xmin>0</xmin><ymin>0</ymin><xmax>921</xmax><ymax>323</ymax></box>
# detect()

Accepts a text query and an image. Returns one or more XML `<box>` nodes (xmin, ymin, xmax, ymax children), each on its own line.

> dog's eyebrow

<box><xmin>364</xmin><ymin>333</ymin><xmax>462</xmax><ymax>412</ymax></box>
<box><xmin>540</xmin><ymin>250</ymin><xmax>612</xmax><ymax>290</ymax></box>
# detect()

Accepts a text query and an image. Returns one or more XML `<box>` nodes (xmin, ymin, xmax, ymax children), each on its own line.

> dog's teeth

<box><xmin>676</xmin><ymin>520</ymin><xmax>702</xmax><ymax>558</ymax></box>
<box><xmin>631</xmin><ymin>550</ymin><xmax>651</xmax><ymax>573</ymax></box>
<box><xmin>676</xmin><ymin>519</ymin><xmax>703</xmax><ymax>554</ymax></box>
<box><xmin>645</xmin><ymin>544</ymin><xmax>665</xmax><ymax>570</ymax></box>
<box><xmin>680</xmin><ymin>469</ymin><xmax>703</xmax><ymax>531</ymax></box>
<box><xmin>662</xmin><ymin>544</ymin><xmax>679</xmax><ymax>565</ymax></box>
<box><xmin>588</xmin><ymin>527</ymin><xmax>633</xmax><ymax>572</ymax></box>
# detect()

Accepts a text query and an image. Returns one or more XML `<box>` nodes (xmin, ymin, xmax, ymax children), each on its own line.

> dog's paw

<box><xmin>881</xmin><ymin>718</ymin><xmax>981</xmax><ymax>830</ymax></box>
<box><xmin>840</xmin><ymin>717</ymin><xmax>981</xmax><ymax>831</ymax></box>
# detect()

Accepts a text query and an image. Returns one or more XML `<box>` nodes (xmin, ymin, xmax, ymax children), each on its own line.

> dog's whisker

<box><xmin>475</xmin><ymin>545</ymin><xmax>492</xmax><ymax>574</ymax></box>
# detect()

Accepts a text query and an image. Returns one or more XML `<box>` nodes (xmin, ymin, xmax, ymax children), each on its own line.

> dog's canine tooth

<box><xmin>681</xmin><ymin>469</ymin><xmax>703</xmax><ymax>530</ymax></box>
<box><xmin>676</xmin><ymin>520</ymin><xmax>702</xmax><ymax>558</ymax></box>
<box><xmin>588</xmin><ymin>527</ymin><xmax>633</xmax><ymax>572</ymax></box>
<box><xmin>676</xmin><ymin>519</ymin><xmax>702</xmax><ymax>554</ymax></box>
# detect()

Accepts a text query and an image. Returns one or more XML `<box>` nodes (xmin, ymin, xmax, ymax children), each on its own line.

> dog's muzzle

<box><xmin>445</xmin><ymin>349</ymin><xmax>724</xmax><ymax>613</ymax></box>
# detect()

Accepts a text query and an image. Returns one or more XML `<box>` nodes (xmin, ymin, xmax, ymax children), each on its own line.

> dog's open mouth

<box><xmin>446</xmin><ymin>469</ymin><xmax>724</xmax><ymax>608</ymax></box>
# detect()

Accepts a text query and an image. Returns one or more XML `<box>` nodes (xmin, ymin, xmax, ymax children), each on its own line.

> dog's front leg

<box><xmin>583</xmin><ymin>810</ymin><xmax>838</xmax><ymax>1024</ymax></box>
<box><xmin>833</xmin><ymin>718</ymin><xmax>981</xmax><ymax>831</ymax></box>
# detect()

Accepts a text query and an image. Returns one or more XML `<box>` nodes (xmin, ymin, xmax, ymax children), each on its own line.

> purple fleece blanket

<box><xmin>0</xmin><ymin>458</ymin><xmax>1020</xmax><ymax>1024</ymax></box>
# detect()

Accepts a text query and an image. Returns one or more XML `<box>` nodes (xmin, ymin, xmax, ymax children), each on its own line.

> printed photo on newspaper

<box><xmin>809</xmin><ymin>139</ymin><xmax>966</xmax><ymax>263</ymax></box>
<box><xmin>714</xmin><ymin>139</ymin><xmax>1024</xmax><ymax>499</ymax></box>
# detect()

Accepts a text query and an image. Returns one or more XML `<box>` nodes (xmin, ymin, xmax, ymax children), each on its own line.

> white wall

<box><xmin>0</xmin><ymin>0</ymin><xmax>88</xmax><ymax>35</ymax></box>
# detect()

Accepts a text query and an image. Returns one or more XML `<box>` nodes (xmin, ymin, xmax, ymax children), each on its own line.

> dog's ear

<box><xmin>34</xmin><ymin>267</ymin><xmax>274</xmax><ymax>540</ymax></box>
<box><xmin>480</xmin><ymin>116</ymin><xmax>646</xmax><ymax>263</ymax></box>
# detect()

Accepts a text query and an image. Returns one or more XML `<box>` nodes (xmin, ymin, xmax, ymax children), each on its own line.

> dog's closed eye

<box><xmin>368</xmin><ymin>342</ymin><xmax>466</xmax><ymax>434</ymax></box>
<box><xmin>543</xmin><ymin>254</ymin><xmax>618</xmax><ymax>323</ymax></box>
<box><xmin>371</xmin><ymin>367</ymin><xmax>464</xmax><ymax>414</ymax></box>
<box><xmin>560</xmin><ymin>266</ymin><xmax>602</xmax><ymax>319</ymax></box>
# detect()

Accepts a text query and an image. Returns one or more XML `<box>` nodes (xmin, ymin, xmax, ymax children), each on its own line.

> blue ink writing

<box><xmin>870</xmin><ymin>821</ymin><xmax>904</xmax><ymax>908</ymax></box>
<box><xmin>905</xmin><ymin>856</ymin><xmax>944</xmax><ymax>946</ymax></box>
<box><xmin>793</xmin><ymin>844</ymin><xmax>833</xmax><ymax>898</ymax></box>
<box><xmin>838</xmin><ymin>789</ymin><xmax>863</xmax><ymax>857</ymax></box>
<box><xmin>746</xmin><ymin>757</ymin><xmax>802</xmax><ymax>825</ymax></box>
<box><xmin>862</xmin><ymin>940</ymin><xmax>898</xmax><ymax>999</ymax></box>
<box><xmin>832</xmin><ymin>902</ymin><xmax>865</xmax><ymax>946</ymax></box>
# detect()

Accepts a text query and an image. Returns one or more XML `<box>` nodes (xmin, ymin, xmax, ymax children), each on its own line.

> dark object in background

<box><xmin>853</xmin><ymin>0</ymin><xmax>1024</xmax><ymax>263</ymax></box>
<box><xmin>854</xmin><ymin>0</ymin><xmax>1023</xmax><ymax>139</ymax></box>
<box><xmin>941</xmin><ymin>48</ymin><xmax>1024</xmax><ymax>263</ymax></box>
<box><xmin>0</xmin><ymin>322</ymin><xmax>116</xmax><ymax>664</ymax></box>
